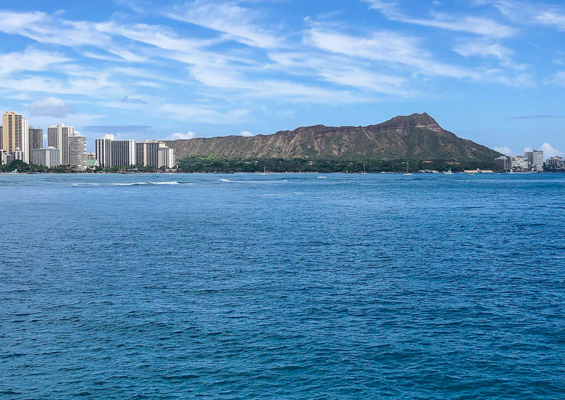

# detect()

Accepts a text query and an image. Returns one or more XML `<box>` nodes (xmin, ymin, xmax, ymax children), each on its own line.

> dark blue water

<box><xmin>1</xmin><ymin>173</ymin><xmax>565</xmax><ymax>399</ymax></box>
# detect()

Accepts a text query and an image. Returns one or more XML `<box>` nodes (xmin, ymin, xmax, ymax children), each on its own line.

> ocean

<box><xmin>1</xmin><ymin>173</ymin><xmax>565</xmax><ymax>399</ymax></box>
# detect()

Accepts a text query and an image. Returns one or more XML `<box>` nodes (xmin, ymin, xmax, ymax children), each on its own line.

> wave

<box><xmin>149</xmin><ymin>181</ymin><xmax>180</xmax><ymax>185</ymax></box>
<box><xmin>72</xmin><ymin>183</ymin><xmax>101</xmax><ymax>186</ymax></box>
<box><xmin>111</xmin><ymin>182</ymin><xmax>148</xmax><ymax>186</ymax></box>
<box><xmin>219</xmin><ymin>179</ymin><xmax>231</xmax><ymax>182</ymax></box>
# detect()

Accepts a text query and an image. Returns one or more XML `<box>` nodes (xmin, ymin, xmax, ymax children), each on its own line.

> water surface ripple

<box><xmin>1</xmin><ymin>173</ymin><xmax>565</xmax><ymax>398</ymax></box>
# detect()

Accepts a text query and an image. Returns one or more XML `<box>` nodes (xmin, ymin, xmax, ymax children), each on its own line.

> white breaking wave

<box><xmin>111</xmin><ymin>182</ymin><xmax>148</xmax><ymax>186</ymax></box>
<box><xmin>219</xmin><ymin>179</ymin><xmax>231</xmax><ymax>182</ymax></box>
<box><xmin>149</xmin><ymin>181</ymin><xmax>180</xmax><ymax>185</ymax></box>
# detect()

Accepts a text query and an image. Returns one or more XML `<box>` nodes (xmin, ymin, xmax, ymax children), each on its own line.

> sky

<box><xmin>0</xmin><ymin>0</ymin><xmax>564</xmax><ymax>157</ymax></box>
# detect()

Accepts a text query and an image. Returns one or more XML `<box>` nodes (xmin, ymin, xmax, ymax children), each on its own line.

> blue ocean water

<box><xmin>1</xmin><ymin>173</ymin><xmax>565</xmax><ymax>399</ymax></box>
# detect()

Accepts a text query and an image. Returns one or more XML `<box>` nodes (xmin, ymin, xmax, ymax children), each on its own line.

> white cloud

<box><xmin>522</xmin><ymin>144</ymin><xmax>563</xmax><ymax>159</ymax></box>
<box><xmin>167</xmin><ymin>131</ymin><xmax>196</xmax><ymax>140</ymax></box>
<box><xmin>268</xmin><ymin>52</ymin><xmax>410</xmax><ymax>95</ymax></box>
<box><xmin>539</xmin><ymin>143</ymin><xmax>564</xmax><ymax>159</ymax></box>
<box><xmin>0</xmin><ymin>48</ymin><xmax>70</xmax><ymax>76</ymax></box>
<box><xmin>305</xmin><ymin>29</ymin><xmax>480</xmax><ymax>79</ymax></box>
<box><xmin>28</xmin><ymin>97</ymin><xmax>77</xmax><ymax>117</ymax></box>
<box><xmin>0</xmin><ymin>11</ymin><xmax>111</xmax><ymax>46</ymax></box>
<box><xmin>239</xmin><ymin>131</ymin><xmax>254</xmax><ymax>137</ymax></box>
<box><xmin>455</xmin><ymin>40</ymin><xmax>512</xmax><ymax>60</ymax></box>
<box><xmin>160</xmin><ymin>103</ymin><xmax>251</xmax><ymax>124</ymax></box>
<box><xmin>535</xmin><ymin>10</ymin><xmax>565</xmax><ymax>30</ymax></box>
<box><xmin>493</xmin><ymin>146</ymin><xmax>514</xmax><ymax>155</ymax></box>
<box><xmin>363</xmin><ymin>0</ymin><xmax>516</xmax><ymax>38</ymax></box>
<box><xmin>165</xmin><ymin>0</ymin><xmax>281</xmax><ymax>49</ymax></box>
<box><xmin>550</xmin><ymin>71</ymin><xmax>565</xmax><ymax>86</ymax></box>
<box><xmin>189</xmin><ymin>64</ymin><xmax>373</xmax><ymax>103</ymax></box>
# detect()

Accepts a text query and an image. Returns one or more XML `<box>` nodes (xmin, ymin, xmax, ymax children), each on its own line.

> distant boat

<box><xmin>404</xmin><ymin>161</ymin><xmax>413</xmax><ymax>176</ymax></box>
<box><xmin>361</xmin><ymin>163</ymin><xmax>367</xmax><ymax>174</ymax></box>
<box><xmin>261</xmin><ymin>166</ymin><xmax>267</xmax><ymax>175</ymax></box>
<box><xmin>444</xmin><ymin>168</ymin><xmax>453</xmax><ymax>175</ymax></box>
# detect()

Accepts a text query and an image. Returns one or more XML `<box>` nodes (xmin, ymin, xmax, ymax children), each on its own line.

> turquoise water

<box><xmin>1</xmin><ymin>173</ymin><xmax>565</xmax><ymax>399</ymax></box>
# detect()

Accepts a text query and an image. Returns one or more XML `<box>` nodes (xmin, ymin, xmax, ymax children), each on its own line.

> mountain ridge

<box><xmin>165</xmin><ymin>113</ymin><xmax>501</xmax><ymax>161</ymax></box>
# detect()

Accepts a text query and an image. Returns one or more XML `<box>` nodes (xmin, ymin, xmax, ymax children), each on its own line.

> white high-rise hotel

<box><xmin>47</xmin><ymin>124</ymin><xmax>87</xmax><ymax>170</ymax></box>
<box><xmin>96</xmin><ymin>136</ymin><xmax>175</xmax><ymax>168</ymax></box>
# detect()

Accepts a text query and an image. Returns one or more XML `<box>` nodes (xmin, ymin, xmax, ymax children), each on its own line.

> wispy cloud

<box><xmin>364</xmin><ymin>0</ymin><xmax>516</xmax><ymax>38</ymax></box>
<box><xmin>166</xmin><ymin>131</ymin><xmax>196</xmax><ymax>140</ymax></box>
<box><xmin>493</xmin><ymin>146</ymin><xmax>514</xmax><ymax>155</ymax></box>
<box><xmin>160</xmin><ymin>103</ymin><xmax>251</xmax><ymax>124</ymax></box>
<box><xmin>164</xmin><ymin>0</ymin><xmax>282</xmax><ymax>49</ymax></box>
<box><xmin>0</xmin><ymin>48</ymin><xmax>70</xmax><ymax>76</ymax></box>
<box><xmin>28</xmin><ymin>97</ymin><xmax>77</xmax><ymax>118</ymax></box>
<box><xmin>84</xmin><ymin>125</ymin><xmax>152</xmax><ymax>133</ymax></box>
<box><xmin>511</xmin><ymin>115</ymin><xmax>565</xmax><ymax>119</ymax></box>
<box><xmin>305</xmin><ymin>29</ymin><xmax>480</xmax><ymax>79</ymax></box>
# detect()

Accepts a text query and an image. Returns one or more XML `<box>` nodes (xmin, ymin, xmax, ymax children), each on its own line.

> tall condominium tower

<box><xmin>47</xmin><ymin>124</ymin><xmax>75</xmax><ymax>164</ymax></box>
<box><xmin>29</xmin><ymin>127</ymin><xmax>43</xmax><ymax>150</ymax></box>
<box><xmin>111</xmin><ymin>140</ymin><xmax>137</xmax><ymax>166</ymax></box>
<box><xmin>2</xmin><ymin>112</ymin><xmax>29</xmax><ymax>162</ymax></box>
<box><xmin>158</xmin><ymin>143</ymin><xmax>175</xmax><ymax>169</ymax></box>
<box><xmin>95</xmin><ymin>135</ymin><xmax>136</xmax><ymax>167</ymax></box>
<box><xmin>95</xmin><ymin>135</ymin><xmax>114</xmax><ymax>167</ymax></box>
<box><xmin>68</xmin><ymin>133</ymin><xmax>87</xmax><ymax>171</ymax></box>
<box><xmin>136</xmin><ymin>140</ymin><xmax>160</xmax><ymax>167</ymax></box>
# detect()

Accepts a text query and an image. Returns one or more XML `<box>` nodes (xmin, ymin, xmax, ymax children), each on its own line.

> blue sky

<box><xmin>1</xmin><ymin>0</ymin><xmax>564</xmax><ymax>156</ymax></box>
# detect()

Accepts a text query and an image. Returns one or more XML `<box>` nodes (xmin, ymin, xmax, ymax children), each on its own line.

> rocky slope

<box><xmin>165</xmin><ymin>113</ymin><xmax>500</xmax><ymax>161</ymax></box>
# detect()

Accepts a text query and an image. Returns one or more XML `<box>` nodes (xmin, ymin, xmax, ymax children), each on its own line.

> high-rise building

<box><xmin>68</xmin><ymin>133</ymin><xmax>87</xmax><ymax>171</ymax></box>
<box><xmin>510</xmin><ymin>155</ymin><xmax>529</xmax><ymax>171</ymax></box>
<box><xmin>2</xmin><ymin>112</ymin><xmax>29</xmax><ymax>163</ymax></box>
<box><xmin>111</xmin><ymin>140</ymin><xmax>137</xmax><ymax>166</ymax></box>
<box><xmin>95</xmin><ymin>134</ymin><xmax>114</xmax><ymax>167</ymax></box>
<box><xmin>136</xmin><ymin>140</ymin><xmax>160</xmax><ymax>167</ymax></box>
<box><xmin>0</xmin><ymin>126</ymin><xmax>3</xmax><ymax>149</ymax></box>
<box><xmin>158</xmin><ymin>143</ymin><xmax>175</xmax><ymax>169</ymax></box>
<box><xmin>531</xmin><ymin>150</ymin><xmax>544</xmax><ymax>172</ymax></box>
<box><xmin>29</xmin><ymin>127</ymin><xmax>43</xmax><ymax>150</ymax></box>
<box><xmin>47</xmin><ymin>124</ymin><xmax>75</xmax><ymax>164</ymax></box>
<box><xmin>494</xmin><ymin>156</ymin><xmax>510</xmax><ymax>171</ymax></box>
<box><xmin>30</xmin><ymin>147</ymin><xmax>60</xmax><ymax>168</ymax></box>
<box><xmin>546</xmin><ymin>156</ymin><xmax>565</xmax><ymax>170</ymax></box>
<box><xmin>12</xmin><ymin>147</ymin><xmax>25</xmax><ymax>161</ymax></box>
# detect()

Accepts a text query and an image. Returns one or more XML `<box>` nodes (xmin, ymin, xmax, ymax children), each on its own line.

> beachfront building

<box><xmin>495</xmin><ymin>156</ymin><xmax>510</xmax><ymax>171</ymax></box>
<box><xmin>158</xmin><ymin>144</ymin><xmax>175</xmax><ymax>169</ymax></box>
<box><xmin>546</xmin><ymin>156</ymin><xmax>565</xmax><ymax>170</ymax></box>
<box><xmin>95</xmin><ymin>135</ymin><xmax>136</xmax><ymax>167</ymax></box>
<box><xmin>2</xmin><ymin>111</ymin><xmax>29</xmax><ymax>163</ymax></box>
<box><xmin>47</xmin><ymin>124</ymin><xmax>76</xmax><ymax>164</ymax></box>
<box><xmin>136</xmin><ymin>140</ymin><xmax>160</xmax><ymax>167</ymax></box>
<box><xmin>95</xmin><ymin>135</ymin><xmax>114</xmax><ymax>167</ymax></box>
<box><xmin>510</xmin><ymin>155</ymin><xmax>530</xmax><ymax>172</ymax></box>
<box><xmin>30</xmin><ymin>147</ymin><xmax>60</xmax><ymax>168</ymax></box>
<box><xmin>29</xmin><ymin>127</ymin><xmax>43</xmax><ymax>150</ymax></box>
<box><xmin>69</xmin><ymin>134</ymin><xmax>87</xmax><ymax>171</ymax></box>
<box><xmin>111</xmin><ymin>140</ymin><xmax>137</xmax><ymax>167</ymax></box>
<box><xmin>136</xmin><ymin>140</ymin><xmax>175</xmax><ymax>168</ymax></box>
<box><xmin>526</xmin><ymin>150</ymin><xmax>544</xmax><ymax>172</ymax></box>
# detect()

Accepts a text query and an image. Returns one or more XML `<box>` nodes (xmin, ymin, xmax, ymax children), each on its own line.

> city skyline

<box><xmin>0</xmin><ymin>0</ymin><xmax>564</xmax><ymax>157</ymax></box>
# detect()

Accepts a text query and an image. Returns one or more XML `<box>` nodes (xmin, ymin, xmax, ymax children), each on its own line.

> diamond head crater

<box><xmin>165</xmin><ymin>113</ymin><xmax>501</xmax><ymax>173</ymax></box>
